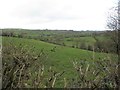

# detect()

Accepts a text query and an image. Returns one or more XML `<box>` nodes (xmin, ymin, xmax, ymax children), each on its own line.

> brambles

<box><xmin>2</xmin><ymin>42</ymin><xmax>64</xmax><ymax>89</ymax></box>
<box><xmin>3</xmin><ymin>42</ymin><xmax>42</xmax><ymax>88</ymax></box>
<box><xmin>69</xmin><ymin>58</ymin><xmax>119</xmax><ymax>88</ymax></box>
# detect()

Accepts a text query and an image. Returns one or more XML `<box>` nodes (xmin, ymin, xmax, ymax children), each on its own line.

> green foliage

<box><xmin>1</xmin><ymin>29</ymin><xmax>118</xmax><ymax>54</ymax></box>
<box><xmin>1</xmin><ymin>28</ymin><xmax>119</xmax><ymax>88</ymax></box>
<box><xmin>2</xmin><ymin>38</ymin><xmax>119</xmax><ymax>88</ymax></box>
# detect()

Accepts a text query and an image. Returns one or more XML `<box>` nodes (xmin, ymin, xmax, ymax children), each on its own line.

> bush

<box><xmin>69</xmin><ymin>58</ymin><xmax>119</xmax><ymax>88</ymax></box>
<box><xmin>2</xmin><ymin>42</ymin><xmax>65</xmax><ymax>89</ymax></box>
<box><xmin>88</xmin><ymin>45</ymin><xmax>93</xmax><ymax>51</ymax></box>
<box><xmin>80</xmin><ymin>42</ymin><xmax>87</xmax><ymax>49</ymax></box>
<box><xmin>2</xmin><ymin>43</ymin><xmax>44</xmax><ymax>88</ymax></box>
<box><xmin>2</xmin><ymin>32</ymin><xmax>15</xmax><ymax>37</ymax></box>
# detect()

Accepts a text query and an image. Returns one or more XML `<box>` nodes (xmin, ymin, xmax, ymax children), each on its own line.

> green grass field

<box><xmin>2</xmin><ymin>37</ymin><xmax>118</xmax><ymax>87</ymax></box>
<box><xmin>64</xmin><ymin>36</ymin><xmax>96</xmax><ymax>46</ymax></box>
<box><xmin>2</xmin><ymin>29</ymin><xmax>112</xmax><ymax>50</ymax></box>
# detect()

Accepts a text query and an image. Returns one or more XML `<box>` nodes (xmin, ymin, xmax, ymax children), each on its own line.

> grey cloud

<box><xmin>0</xmin><ymin>0</ymin><xmax>115</xmax><ymax>30</ymax></box>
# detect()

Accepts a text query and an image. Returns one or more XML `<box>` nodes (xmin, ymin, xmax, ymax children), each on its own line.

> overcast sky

<box><xmin>0</xmin><ymin>0</ymin><xmax>117</xmax><ymax>30</ymax></box>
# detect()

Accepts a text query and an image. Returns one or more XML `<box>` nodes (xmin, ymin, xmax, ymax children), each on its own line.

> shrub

<box><xmin>80</xmin><ymin>42</ymin><xmax>87</xmax><ymax>49</ymax></box>
<box><xmin>2</xmin><ymin>32</ymin><xmax>15</xmax><ymax>37</ymax></box>
<box><xmin>2</xmin><ymin>42</ymin><xmax>64</xmax><ymax>89</ymax></box>
<box><xmin>68</xmin><ymin>58</ymin><xmax>119</xmax><ymax>88</ymax></box>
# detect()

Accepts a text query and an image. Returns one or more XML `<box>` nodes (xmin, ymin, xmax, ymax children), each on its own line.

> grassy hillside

<box><xmin>64</xmin><ymin>36</ymin><xmax>96</xmax><ymax>46</ymax></box>
<box><xmin>2</xmin><ymin>29</ymin><xmax>119</xmax><ymax>88</ymax></box>
<box><xmin>2</xmin><ymin>29</ymin><xmax>115</xmax><ymax>54</ymax></box>
<box><xmin>2</xmin><ymin>37</ymin><xmax>118</xmax><ymax>87</ymax></box>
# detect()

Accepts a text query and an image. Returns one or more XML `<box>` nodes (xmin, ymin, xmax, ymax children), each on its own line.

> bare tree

<box><xmin>107</xmin><ymin>1</ymin><xmax>119</xmax><ymax>30</ymax></box>
<box><xmin>107</xmin><ymin>2</ymin><xmax>120</xmax><ymax>87</ymax></box>
<box><xmin>107</xmin><ymin>1</ymin><xmax>120</xmax><ymax>54</ymax></box>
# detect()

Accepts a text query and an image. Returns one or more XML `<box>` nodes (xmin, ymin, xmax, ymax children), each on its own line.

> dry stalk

<box><xmin>17</xmin><ymin>64</ymin><xmax>25</xmax><ymax>87</ymax></box>
<box><xmin>64</xmin><ymin>78</ymin><xmax>67</xmax><ymax>88</ymax></box>
<box><xmin>52</xmin><ymin>77</ymin><xmax>56</xmax><ymax>88</ymax></box>
<box><xmin>85</xmin><ymin>64</ymin><xmax>89</xmax><ymax>77</ymax></box>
